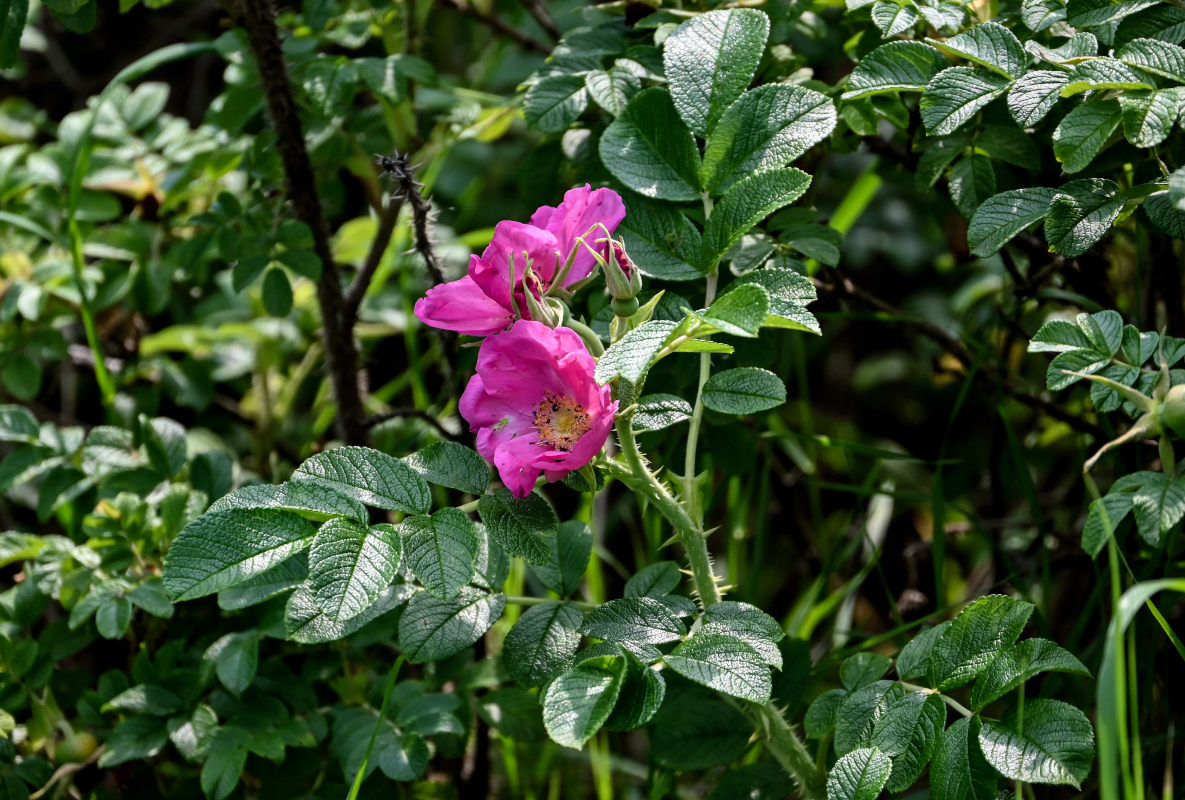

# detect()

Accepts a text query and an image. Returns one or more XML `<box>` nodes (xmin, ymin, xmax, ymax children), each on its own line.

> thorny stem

<box><xmin>235</xmin><ymin>0</ymin><xmax>367</xmax><ymax>445</ymax></box>
<box><xmin>682</xmin><ymin>270</ymin><xmax>718</xmax><ymax>527</ymax></box>
<box><xmin>610</xmin><ymin>421</ymin><xmax>824</xmax><ymax>798</ymax></box>
<box><xmin>611</xmin><ymin>421</ymin><xmax>718</xmax><ymax>606</ymax></box>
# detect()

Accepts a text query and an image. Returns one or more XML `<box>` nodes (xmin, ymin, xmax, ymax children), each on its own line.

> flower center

<box><xmin>533</xmin><ymin>390</ymin><xmax>592</xmax><ymax>452</ymax></box>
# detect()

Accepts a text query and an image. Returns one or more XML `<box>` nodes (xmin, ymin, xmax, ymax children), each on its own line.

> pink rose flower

<box><xmin>414</xmin><ymin>185</ymin><xmax>626</xmax><ymax>336</ymax></box>
<box><xmin>459</xmin><ymin>320</ymin><xmax>617</xmax><ymax>498</ymax></box>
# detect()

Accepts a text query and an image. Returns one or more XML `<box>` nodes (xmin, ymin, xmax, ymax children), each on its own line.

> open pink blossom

<box><xmin>459</xmin><ymin>320</ymin><xmax>617</xmax><ymax>497</ymax></box>
<box><xmin>414</xmin><ymin>185</ymin><xmax>626</xmax><ymax>336</ymax></box>
<box><xmin>529</xmin><ymin>184</ymin><xmax>626</xmax><ymax>285</ymax></box>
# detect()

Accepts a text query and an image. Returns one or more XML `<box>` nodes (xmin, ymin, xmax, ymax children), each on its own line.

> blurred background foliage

<box><xmin>0</xmin><ymin>0</ymin><xmax>1182</xmax><ymax>798</ymax></box>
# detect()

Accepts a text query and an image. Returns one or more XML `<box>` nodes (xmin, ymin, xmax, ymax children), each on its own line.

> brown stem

<box><xmin>438</xmin><ymin>0</ymin><xmax>552</xmax><ymax>54</ymax></box>
<box><xmin>233</xmin><ymin>0</ymin><xmax>368</xmax><ymax>445</ymax></box>
<box><xmin>344</xmin><ymin>191</ymin><xmax>406</xmax><ymax>326</ymax></box>
<box><xmin>518</xmin><ymin>0</ymin><xmax>561</xmax><ymax>40</ymax></box>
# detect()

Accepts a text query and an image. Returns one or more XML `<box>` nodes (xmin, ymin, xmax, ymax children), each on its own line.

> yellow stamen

<box><xmin>533</xmin><ymin>390</ymin><xmax>592</xmax><ymax>452</ymax></box>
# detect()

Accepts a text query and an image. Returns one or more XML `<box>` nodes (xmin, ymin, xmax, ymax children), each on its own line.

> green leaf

<box><xmin>1119</xmin><ymin>89</ymin><xmax>1183</xmax><ymax>148</ymax></box>
<box><xmin>895</xmin><ymin>621</ymin><xmax>951</xmax><ymax>681</ymax></box>
<box><xmin>275</xmin><ymin>249</ymin><xmax>321</xmax><ymax>280</ymax></box>
<box><xmin>397</xmin><ymin>586</ymin><xmax>505</xmax><ymax>663</ymax></box>
<box><xmin>203</xmin><ymin>632</ymin><xmax>258</xmax><ymax>695</ymax></box>
<box><xmin>870</xmin><ymin>692</ymin><xmax>945</xmax><ymax>791</ymax></box>
<box><xmin>1144</xmin><ymin>188</ymin><xmax>1185</xmax><ymax>238</ymax></box>
<box><xmin>698</xmin><ymin>284</ymin><xmax>770</xmax><ymax>337</ymax></box>
<box><xmin>377</xmin><ymin>733</ymin><xmax>429</xmax><ymax>781</ymax></box>
<box><xmin>1116</xmin><ymin>6</ymin><xmax>1185</xmax><ymax>47</ymax></box>
<box><xmin>541</xmin><ymin>656</ymin><xmax>626</xmax><ymax>748</ymax></box>
<box><xmin>616</xmin><ymin>197</ymin><xmax>704</xmax><ymax>281</ymax></box>
<box><xmin>595</xmin><ymin>320</ymin><xmax>680</xmax><ymax>385</ymax></box>
<box><xmin>0</xmin><ymin>0</ymin><xmax>29</xmax><ymax>68</ymax></box>
<box><xmin>285</xmin><ymin>583</ymin><xmax>412</xmax><ymax>644</ymax></box>
<box><xmin>967</xmin><ymin>188</ymin><xmax>1058</xmax><ymax>257</ymax></box>
<box><xmin>1022</xmin><ymin>0</ymin><xmax>1067</xmax><ymax>31</ymax></box>
<box><xmin>1052</xmin><ymin>98</ymin><xmax>1122</xmax><ymax>174</ymax></box>
<box><xmin>207</xmin><ymin>481</ymin><xmax>365</xmax><ymax>522</ymax></box>
<box><xmin>2</xmin><ymin>353</ymin><xmax>40</xmax><ymax>401</ymax></box>
<box><xmin>102</xmin><ymin>684</ymin><xmax>183</xmax><ymax>716</ymax></box>
<box><xmin>872</xmin><ymin>0</ymin><xmax>921</xmax><ymax>37</ymax></box>
<box><xmin>477</xmin><ymin>488</ymin><xmax>558</xmax><ymax>565</ymax></box>
<box><xmin>402</xmin><ymin>441</ymin><xmax>490</xmax><ymax>496</ymax></box>
<box><xmin>632</xmin><ymin>394</ymin><xmax>693</xmax><ymax>432</ymax></box>
<box><xmin>927</xmin><ymin>21</ymin><xmax>1027</xmax><ymax>79</ymax></box>
<box><xmin>805</xmin><ymin>688</ymin><xmax>848</xmax><ymax>738</ymax></box>
<box><xmin>201</xmin><ymin>733</ymin><xmax>247</xmax><ymax>800</ymax></box>
<box><xmin>1046</xmin><ymin>348</ymin><xmax>1110</xmax><ymax>391</ymax></box>
<box><xmin>702</xmin><ymin>367</ymin><xmax>786</xmax><ymax>415</ymax></box>
<box><xmin>1067</xmin><ymin>0</ymin><xmax>1160</xmax><ymax>28</ymax></box>
<box><xmin>825</xmin><ymin>747</ymin><xmax>893</xmax><ymax>800</ymax></box>
<box><xmin>504</xmin><ymin>601</ymin><xmax>584</xmax><ymax>687</ymax></box>
<box><xmin>921</xmin><ymin>67</ymin><xmax>1012</xmax><ymax>135</ymax></box>
<box><xmin>1116</xmin><ymin>37</ymin><xmax>1185</xmax><ymax>81</ymax></box>
<box><xmin>98</xmin><ymin>716</ymin><xmax>168</xmax><ymax>767</ymax></box>
<box><xmin>529</xmin><ymin>520</ymin><xmax>592</xmax><ymax>597</ymax></box>
<box><xmin>1170</xmin><ymin>167</ymin><xmax>1185</xmax><ymax>209</ymax></box>
<box><xmin>843</xmin><ymin>41</ymin><xmax>949</xmax><ymax>100</ymax></box>
<box><xmin>701</xmin><ymin>601</ymin><xmax>785</xmax><ymax>668</ymax></box>
<box><xmin>1007</xmin><ymin>70</ymin><xmax>1069</xmax><ymax>126</ymax></box>
<box><xmin>580</xmin><ymin>597</ymin><xmax>687</xmax><ymax>644</ymax></box>
<box><xmin>604</xmin><ymin>654</ymin><xmax>666</xmax><ymax>731</ymax></box>
<box><xmin>473</xmin><ymin>522</ymin><xmax>510</xmax><ymax>592</ymax></box>
<box><xmin>307</xmin><ymin>518</ymin><xmax>401</xmax><ymax>623</ymax></box>
<box><xmin>663</xmin><ymin>8</ymin><xmax>770</xmax><ymax>136</ymax></box>
<box><xmin>734</xmin><ymin>267</ymin><xmax>820</xmax><ymax>334</ymax></box>
<box><xmin>292</xmin><ymin>446</ymin><xmax>431</xmax><ymax>514</ymax></box>
<box><xmin>1044</xmin><ymin>178</ymin><xmax>1124</xmax><ymax>257</ymax></box>
<box><xmin>0</xmin><ymin>405</ymin><xmax>39</xmax><ymax>442</ymax></box>
<box><xmin>931</xmin><ymin>717</ymin><xmax>998</xmax><ymax>800</ymax></box>
<box><xmin>599</xmin><ymin>88</ymin><xmax>701</xmax><ymax>202</ymax></box>
<box><xmin>400</xmin><ymin>508</ymin><xmax>477</xmax><ymax>600</ymax></box>
<box><xmin>624</xmin><ymin>561</ymin><xmax>683</xmax><ymax>597</ymax></box>
<box><xmin>841</xmin><ymin>653</ymin><xmax>893</xmax><ymax>690</ymax></box>
<box><xmin>663</xmin><ymin>632</ymin><xmax>772</xmax><ymax>702</ymax></box>
<box><xmin>702</xmin><ymin>169</ymin><xmax>812</xmax><ymax>271</ymax></box>
<box><xmin>584</xmin><ymin>66</ymin><xmax>641</xmax><ymax>116</ymax></box>
<box><xmin>650</xmin><ymin>686</ymin><xmax>753</xmax><ymax>769</ymax></box>
<box><xmin>969</xmin><ymin>638</ymin><xmax>1090</xmax><ymax>710</ymax></box>
<box><xmin>217</xmin><ymin>553</ymin><xmax>307</xmax><ymax>610</ymax></box>
<box><xmin>928</xmin><ymin>594</ymin><xmax>1035</xmax><ymax>690</ymax></box>
<box><xmin>834</xmin><ymin>680</ymin><xmax>907</xmax><ymax>755</ymax></box>
<box><xmin>702</xmin><ymin>84</ymin><xmax>836</xmax><ymax>193</ymax></box>
<box><xmin>163</xmin><ymin>509</ymin><xmax>317</xmax><ymax>601</ymax></box>
<box><xmin>524</xmin><ymin>74</ymin><xmax>588</xmax><ymax>133</ymax></box>
<box><xmin>1129</xmin><ymin>472</ymin><xmax>1185</xmax><ymax>546</ymax></box>
<box><xmin>1060</xmin><ymin>58</ymin><xmax>1154</xmax><ymax>96</ymax></box>
<box><xmin>918</xmin><ymin>2</ymin><xmax>967</xmax><ymax>34</ymax></box>
<box><xmin>948</xmin><ymin>154</ymin><xmax>996</xmax><ymax>217</ymax></box>
<box><xmin>1028</xmin><ymin>310</ymin><xmax>1121</xmax><ymax>355</ymax></box>
<box><xmin>978</xmin><ymin>699</ymin><xmax>1095</xmax><ymax>787</ymax></box>
<box><xmin>128</xmin><ymin>580</ymin><xmax>174</xmax><ymax>619</ymax></box>
<box><xmin>261</xmin><ymin>267</ymin><xmax>292</xmax><ymax>317</ymax></box>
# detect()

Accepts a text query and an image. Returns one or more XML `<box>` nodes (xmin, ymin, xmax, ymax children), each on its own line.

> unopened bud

<box><xmin>520</xmin><ymin>265</ymin><xmax>561</xmax><ymax>327</ymax></box>
<box><xmin>1161</xmin><ymin>384</ymin><xmax>1185</xmax><ymax>439</ymax></box>
<box><xmin>602</xmin><ymin>238</ymin><xmax>642</xmax><ymax>302</ymax></box>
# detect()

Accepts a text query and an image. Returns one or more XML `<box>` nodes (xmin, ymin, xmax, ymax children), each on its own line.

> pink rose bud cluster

<box><xmin>413</xmin><ymin>186</ymin><xmax>627</xmax><ymax>497</ymax></box>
